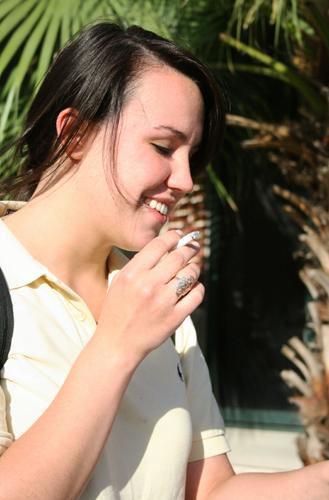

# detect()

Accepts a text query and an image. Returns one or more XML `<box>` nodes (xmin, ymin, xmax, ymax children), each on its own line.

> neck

<box><xmin>4</xmin><ymin>182</ymin><xmax>113</xmax><ymax>291</ymax></box>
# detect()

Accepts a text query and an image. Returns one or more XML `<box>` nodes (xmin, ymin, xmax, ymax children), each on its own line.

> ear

<box><xmin>56</xmin><ymin>108</ymin><xmax>86</xmax><ymax>161</ymax></box>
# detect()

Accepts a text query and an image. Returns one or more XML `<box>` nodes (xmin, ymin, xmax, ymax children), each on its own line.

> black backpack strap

<box><xmin>0</xmin><ymin>267</ymin><xmax>14</xmax><ymax>370</ymax></box>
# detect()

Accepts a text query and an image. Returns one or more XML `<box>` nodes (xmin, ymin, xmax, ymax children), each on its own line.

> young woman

<box><xmin>0</xmin><ymin>22</ymin><xmax>328</xmax><ymax>500</ymax></box>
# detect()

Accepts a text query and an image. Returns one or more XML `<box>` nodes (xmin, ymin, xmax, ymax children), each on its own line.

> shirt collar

<box><xmin>0</xmin><ymin>218</ymin><xmax>47</xmax><ymax>290</ymax></box>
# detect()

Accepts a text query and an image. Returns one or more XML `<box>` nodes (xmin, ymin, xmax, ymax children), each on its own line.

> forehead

<box><xmin>121</xmin><ymin>66</ymin><xmax>204</xmax><ymax>142</ymax></box>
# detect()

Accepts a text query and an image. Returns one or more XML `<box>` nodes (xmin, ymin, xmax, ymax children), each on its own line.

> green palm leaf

<box><xmin>0</xmin><ymin>0</ymin><xmax>36</xmax><ymax>44</ymax></box>
<box><xmin>34</xmin><ymin>8</ymin><xmax>61</xmax><ymax>88</ymax></box>
<box><xmin>5</xmin><ymin>1</ymin><xmax>56</xmax><ymax>93</ymax></box>
<box><xmin>0</xmin><ymin>87</ymin><xmax>16</xmax><ymax>142</ymax></box>
<box><xmin>60</xmin><ymin>4</ymin><xmax>72</xmax><ymax>46</ymax></box>
<box><xmin>219</xmin><ymin>32</ymin><xmax>327</xmax><ymax>118</ymax></box>
<box><xmin>0</xmin><ymin>0</ymin><xmax>24</xmax><ymax>20</ymax></box>
<box><xmin>207</xmin><ymin>165</ymin><xmax>238</xmax><ymax>212</ymax></box>
<box><xmin>0</xmin><ymin>0</ymin><xmax>44</xmax><ymax>78</ymax></box>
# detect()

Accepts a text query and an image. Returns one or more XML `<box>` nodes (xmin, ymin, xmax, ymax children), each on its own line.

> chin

<box><xmin>121</xmin><ymin>231</ymin><xmax>160</xmax><ymax>252</ymax></box>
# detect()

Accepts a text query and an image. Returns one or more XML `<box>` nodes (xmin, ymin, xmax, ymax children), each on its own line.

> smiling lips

<box><xmin>145</xmin><ymin>198</ymin><xmax>169</xmax><ymax>216</ymax></box>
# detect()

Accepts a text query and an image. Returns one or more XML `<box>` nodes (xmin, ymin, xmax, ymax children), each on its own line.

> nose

<box><xmin>166</xmin><ymin>155</ymin><xmax>194</xmax><ymax>195</ymax></box>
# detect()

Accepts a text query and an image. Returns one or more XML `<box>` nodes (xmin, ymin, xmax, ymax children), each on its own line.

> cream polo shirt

<box><xmin>0</xmin><ymin>218</ymin><xmax>229</xmax><ymax>499</ymax></box>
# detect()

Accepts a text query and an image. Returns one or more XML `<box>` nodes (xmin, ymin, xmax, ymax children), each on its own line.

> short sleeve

<box><xmin>0</xmin><ymin>381</ymin><xmax>13</xmax><ymax>456</ymax></box>
<box><xmin>175</xmin><ymin>316</ymin><xmax>230</xmax><ymax>462</ymax></box>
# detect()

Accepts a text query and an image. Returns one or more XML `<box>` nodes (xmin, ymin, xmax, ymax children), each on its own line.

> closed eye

<box><xmin>151</xmin><ymin>144</ymin><xmax>173</xmax><ymax>157</ymax></box>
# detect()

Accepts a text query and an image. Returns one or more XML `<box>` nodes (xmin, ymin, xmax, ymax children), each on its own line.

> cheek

<box><xmin>117</xmin><ymin>148</ymin><xmax>170</xmax><ymax>196</ymax></box>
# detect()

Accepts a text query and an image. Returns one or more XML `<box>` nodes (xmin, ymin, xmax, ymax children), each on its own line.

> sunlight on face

<box><xmin>78</xmin><ymin>66</ymin><xmax>204</xmax><ymax>251</ymax></box>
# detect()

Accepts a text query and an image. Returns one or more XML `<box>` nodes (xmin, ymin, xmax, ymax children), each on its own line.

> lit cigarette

<box><xmin>175</xmin><ymin>231</ymin><xmax>200</xmax><ymax>249</ymax></box>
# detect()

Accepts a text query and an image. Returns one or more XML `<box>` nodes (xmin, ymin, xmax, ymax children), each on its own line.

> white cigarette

<box><xmin>175</xmin><ymin>231</ymin><xmax>201</xmax><ymax>249</ymax></box>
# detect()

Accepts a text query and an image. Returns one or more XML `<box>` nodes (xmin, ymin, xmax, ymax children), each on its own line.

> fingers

<box><xmin>153</xmin><ymin>240</ymin><xmax>200</xmax><ymax>284</ymax></box>
<box><xmin>174</xmin><ymin>281</ymin><xmax>205</xmax><ymax>318</ymax></box>
<box><xmin>100</xmin><ymin>233</ymin><xmax>204</xmax><ymax>359</ymax></box>
<box><xmin>129</xmin><ymin>230</ymin><xmax>182</xmax><ymax>270</ymax></box>
<box><xmin>117</xmin><ymin>228</ymin><xmax>203</xmax><ymax>319</ymax></box>
<box><xmin>127</xmin><ymin>230</ymin><xmax>201</xmax><ymax>290</ymax></box>
<box><xmin>173</xmin><ymin>262</ymin><xmax>200</xmax><ymax>298</ymax></box>
<box><xmin>155</xmin><ymin>261</ymin><xmax>201</xmax><ymax>306</ymax></box>
<box><xmin>125</xmin><ymin>230</ymin><xmax>201</xmax><ymax>302</ymax></box>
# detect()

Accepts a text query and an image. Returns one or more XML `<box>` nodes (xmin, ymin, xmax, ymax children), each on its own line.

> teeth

<box><xmin>156</xmin><ymin>202</ymin><xmax>168</xmax><ymax>215</ymax></box>
<box><xmin>146</xmin><ymin>199</ymin><xmax>168</xmax><ymax>215</ymax></box>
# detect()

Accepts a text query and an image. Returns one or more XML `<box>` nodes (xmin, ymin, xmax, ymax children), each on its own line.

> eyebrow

<box><xmin>153</xmin><ymin>125</ymin><xmax>200</xmax><ymax>150</ymax></box>
<box><xmin>153</xmin><ymin>125</ymin><xmax>188</xmax><ymax>142</ymax></box>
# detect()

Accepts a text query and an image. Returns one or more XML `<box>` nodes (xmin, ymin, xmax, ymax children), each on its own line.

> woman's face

<box><xmin>79</xmin><ymin>65</ymin><xmax>204</xmax><ymax>251</ymax></box>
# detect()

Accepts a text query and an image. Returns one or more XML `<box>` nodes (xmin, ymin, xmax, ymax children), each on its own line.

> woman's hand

<box><xmin>96</xmin><ymin>230</ymin><xmax>204</xmax><ymax>363</ymax></box>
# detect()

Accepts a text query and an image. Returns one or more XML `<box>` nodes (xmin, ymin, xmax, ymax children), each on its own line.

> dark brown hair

<box><xmin>1</xmin><ymin>22</ymin><xmax>226</xmax><ymax>199</ymax></box>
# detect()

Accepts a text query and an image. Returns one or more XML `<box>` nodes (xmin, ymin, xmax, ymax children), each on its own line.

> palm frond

<box><xmin>0</xmin><ymin>0</ymin><xmax>36</xmax><ymax>44</ymax></box>
<box><xmin>34</xmin><ymin>10</ymin><xmax>61</xmax><ymax>88</ymax></box>
<box><xmin>307</xmin><ymin>1</ymin><xmax>329</xmax><ymax>56</ymax></box>
<box><xmin>0</xmin><ymin>0</ymin><xmax>23</xmax><ymax>20</ymax></box>
<box><xmin>0</xmin><ymin>0</ymin><xmax>45</xmax><ymax>81</ymax></box>
<box><xmin>5</xmin><ymin>1</ymin><xmax>56</xmax><ymax>93</ymax></box>
<box><xmin>0</xmin><ymin>88</ymin><xmax>16</xmax><ymax>143</ymax></box>
<box><xmin>243</xmin><ymin>0</ymin><xmax>267</xmax><ymax>30</ymax></box>
<box><xmin>227</xmin><ymin>0</ymin><xmax>312</xmax><ymax>49</ymax></box>
<box><xmin>207</xmin><ymin>165</ymin><xmax>238</xmax><ymax>212</ymax></box>
<box><xmin>219</xmin><ymin>32</ymin><xmax>327</xmax><ymax>118</ymax></box>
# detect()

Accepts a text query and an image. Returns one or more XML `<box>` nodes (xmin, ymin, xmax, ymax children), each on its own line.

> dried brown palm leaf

<box><xmin>226</xmin><ymin>104</ymin><xmax>329</xmax><ymax>464</ymax></box>
<box><xmin>167</xmin><ymin>180</ymin><xmax>210</xmax><ymax>271</ymax></box>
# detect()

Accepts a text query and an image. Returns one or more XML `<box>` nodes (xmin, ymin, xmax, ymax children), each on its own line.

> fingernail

<box><xmin>189</xmin><ymin>241</ymin><xmax>200</xmax><ymax>250</ymax></box>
